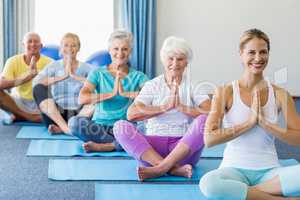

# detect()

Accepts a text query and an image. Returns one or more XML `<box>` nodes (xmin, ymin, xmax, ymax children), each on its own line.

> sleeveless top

<box><xmin>220</xmin><ymin>80</ymin><xmax>280</xmax><ymax>169</ymax></box>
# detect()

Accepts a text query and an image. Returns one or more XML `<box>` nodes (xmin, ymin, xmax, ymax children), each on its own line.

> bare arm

<box><xmin>127</xmin><ymin>101</ymin><xmax>172</xmax><ymax>121</ymax></box>
<box><xmin>0</xmin><ymin>56</ymin><xmax>37</xmax><ymax>89</ymax></box>
<box><xmin>38</xmin><ymin>74</ymin><xmax>69</xmax><ymax>86</ymax></box>
<box><xmin>204</xmin><ymin>86</ymin><xmax>256</xmax><ymax>147</ymax></box>
<box><xmin>127</xmin><ymin>84</ymin><xmax>178</xmax><ymax>121</ymax></box>
<box><xmin>78</xmin><ymin>78</ymin><xmax>119</xmax><ymax>105</ymax></box>
<box><xmin>69</xmin><ymin>73</ymin><xmax>86</xmax><ymax>82</ymax></box>
<box><xmin>258</xmin><ymin>87</ymin><xmax>300</xmax><ymax>147</ymax></box>
<box><xmin>176</xmin><ymin>99</ymin><xmax>211</xmax><ymax>117</ymax></box>
<box><xmin>118</xmin><ymin>81</ymin><xmax>140</xmax><ymax>99</ymax></box>
<box><xmin>0</xmin><ymin>73</ymin><xmax>36</xmax><ymax>89</ymax></box>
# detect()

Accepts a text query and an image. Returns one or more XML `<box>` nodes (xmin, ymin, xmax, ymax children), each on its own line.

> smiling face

<box><xmin>163</xmin><ymin>52</ymin><xmax>188</xmax><ymax>79</ymax></box>
<box><xmin>240</xmin><ymin>37</ymin><xmax>269</xmax><ymax>75</ymax></box>
<box><xmin>60</xmin><ymin>36</ymin><xmax>80</xmax><ymax>59</ymax></box>
<box><xmin>109</xmin><ymin>39</ymin><xmax>131</xmax><ymax>66</ymax></box>
<box><xmin>23</xmin><ymin>33</ymin><xmax>42</xmax><ymax>56</ymax></box>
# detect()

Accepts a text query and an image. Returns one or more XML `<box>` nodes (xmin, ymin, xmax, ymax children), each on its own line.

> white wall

<box><xmin>157</xmin><ymin>0</ymin><xmax>300</xmax><ymax>96</ymax></box>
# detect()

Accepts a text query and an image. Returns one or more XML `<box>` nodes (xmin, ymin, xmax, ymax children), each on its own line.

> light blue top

<box><xmin>33</xmin><ymin>60</ymin><xmax>96</xmax><ymax>110</ymax></box>
<box><xmin>87</xmin><ymin>67</ymin><xmax>148</xmax><ymax>126</ymax></box>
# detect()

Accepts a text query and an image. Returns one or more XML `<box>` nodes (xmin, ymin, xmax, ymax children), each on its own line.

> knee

<box><xmin>33</xmin><ymin>84</ymin><xmax>45</xmax><ymax>96</ymax></box>
<box><xmin>196</xmin><ymin>114</ymin><xmax>208</xmax><ymax>125</ymax></box>
<box><xmin>113</xmin><ymin>120</ymin><xmax>135</xmax><ymax>141</ymax></box>
<box><xmin>68</xmin><ymin>116</ymin><xmax>88</xmax><ymax>136</ymax></box>
<box><xmin>199</xmin><ymin>172</ymin><xmax>223</xmax><ymax>199</ymax></box>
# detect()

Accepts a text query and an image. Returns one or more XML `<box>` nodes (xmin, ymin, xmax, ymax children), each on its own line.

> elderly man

<box><xmin>0</xmin><ymin>32</ymin><xmax>52</xmax><ymax>123</ymax></box>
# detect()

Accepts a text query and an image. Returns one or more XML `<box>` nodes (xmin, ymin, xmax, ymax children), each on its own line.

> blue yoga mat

<box><xmin>4</xmin><ymin>121</ymin><xmax>43</xmax><ymax>126</ymax></box>
<box><xmin>16</xmin><ymin>126</ymin><xmax>78</xmax><ymax>140</ymax></box>
<box><xmin>201</xmin><ymin>144</ymin><xmax>225</xmax><ymax>158</ymax></box>
<box><xmin>27</xmin><ymin>139</ymin><xmax>224</xmax><ymax>158</ymax></box>
<box><xmin>48</xmin><ymin>159</ymin><xmax>298</xmax><ymax>181</ymax></box>
<box><xmin>95</xmin><ymin>184</ymin><xmax>207</xmax><ymax>200</ymax></box>
<box><xmin>48</xmin><ymin>159</ymin><xmax>221</xmax><ymax>181</ymax></box>
<box><xmin>27</xmin><ymin>140</ymin><xmax>129</xmax><ymax>157</ymax></box>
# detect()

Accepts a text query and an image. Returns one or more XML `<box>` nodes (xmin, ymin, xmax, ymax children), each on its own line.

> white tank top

<box><xmin>220</xmin><ymin>80</ymin><xmax>280</xmax><ymax>169</ymax></box>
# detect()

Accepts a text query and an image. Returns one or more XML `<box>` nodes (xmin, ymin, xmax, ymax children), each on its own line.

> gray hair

<box><xmin>160</xmin><ymin>36</ymin><xmax>193</xmax><ymax>62</ymax></box>
<box><xmin>108</xmin><ymin>30</ymin><xmax>133</xmax><ymax>48</ymax></box>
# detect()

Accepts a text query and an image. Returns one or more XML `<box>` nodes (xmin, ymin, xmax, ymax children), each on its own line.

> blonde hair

<box><xmin>160</xmin><ymin>36</ymin><xmax>193</xmax><ymax>62</ymax></box>
<box><xmin>239</xmin><ymin>29</ymin><xmax>270</xmax><ymax>51</ymax></box>
<box><xmin>60</xmin><ymin>32</ymin><xmax>81</xmax><ymax>50</ymax></box>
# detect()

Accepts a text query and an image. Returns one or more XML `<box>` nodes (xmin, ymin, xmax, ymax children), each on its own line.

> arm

<box><xmin>69</xmin><ymin>73</ymin><xmax>86</xmax><ymax>82</ymax></box>
<box><xmin>127</xmin><ymin>101</ymin><xmax>173</xmax><ymax>121</ymax></box>
<box><xmin>204</xmin><ymin>86</ymin><xmax>257</xmax><ymax>147</ymax></box>
<box><xmin>118</xmin><ymin>81</ymin><xmax>140</xmax><ymax>99</ymax></box>
<box><xmin>0</xmin><ymin>56</ymin><xmax>37</xmax><ymax>90</ymax></box>
<box><xmin>258</xmin><ymin>87</ymin><xmax>300</xmax><ymax>147</ymax></box>
<box><xmin>34</xmin><ymin>61</ymin><xmax>69</xmax><ymax>86</ymax></box>
<box><xmin>68</xmin><ymin>62</ymin><xmax>87</xmax><ymax>83</ymax></box>
<box><xmin>78</xmin><ymin>78</ymin><xmax>118</xmax><ymax>105</ymax></box>
<box><xmin>0</xmin><ymin>72</ymin><xmax>36</xmax><ymax>90</ymax></box>
<box><xmin>176</xmin><ymin>98</ymin><xmax>211</xmax><ymax>117</ymax></box>
<box><xmin>127</xmin><ymin>83</ymin><xmax>177</xmax><ymax>121</ymax></box>
<box><xmin>38</xmin><ymin>74</ymin><xmax>69</xmax><ymax>86</ymax></box>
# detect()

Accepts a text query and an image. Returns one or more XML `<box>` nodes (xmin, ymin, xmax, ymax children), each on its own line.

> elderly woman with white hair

<box><xmin>68</xmin><ymin>30</ymin><xmax>148</xmax><ymax>152</ymax></box>
<box><xmin>113</xmin><ymin>36</ymin><xmax>211</xmax><ymax>181</ymax></box>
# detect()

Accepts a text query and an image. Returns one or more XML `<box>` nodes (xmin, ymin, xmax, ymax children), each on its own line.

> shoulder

<box><xmin>139</xmin><ymin>75</ymin><xmax>163</xmax><ymax>92</ymax></box>
<box><xmin>145</xmin><ymin>75</ymin><xmax>163</xmax><ymax>86</ymax></box>
<box><xmin>212</xmin><ymin>83</ymin><xmax>233</xmax><ymax>110</ymax></box>
<box><xmin>45</xmin><ymin>59</ymin><xmax>61</xmax><ymax>68</ymax></box>
<box><xmin>272</xmin><ymin>84</ymin><xmax>291</xmax><ymax>103</ymax></box>
<box><xmin>87</xmin><ymin>67</ymin><xmax>107</xmax><ymax>79</ymax></box>
<box><xmin>213</xmin><ymin>83</ymin><xmax>233</xmax><ymax>99</ymax></box>
<box><xmin>5</xmin><ymin>54</ymin><xmax>22</xmax><ymax>65</ymax></box>
<box><xmin>128</xmin><ymin>68</ymin><xmax>147</xmax><ymax>78</ymax></box>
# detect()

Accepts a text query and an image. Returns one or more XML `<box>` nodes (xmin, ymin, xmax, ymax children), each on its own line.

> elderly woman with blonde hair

<box><xmin>33</xmin><ymin>32</ymin><xmax>95</xmax><ymax>134</ymax></box>
<box><xmin>113</xmin><ymin>36</ymin><xmax>211</xmax><ymax>181</ymax></box>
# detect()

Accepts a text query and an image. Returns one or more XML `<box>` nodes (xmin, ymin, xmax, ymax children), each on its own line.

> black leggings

<box><xmin>33</xmin><ymin>84</ymin><xmax>80</xmax><ymax>127</ymax></box>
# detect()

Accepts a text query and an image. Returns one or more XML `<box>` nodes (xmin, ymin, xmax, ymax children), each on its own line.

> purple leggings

<box><xmin>114</xmin><ymin>115</ymin><xmax>207</xmax><ymax>167</ymax></box>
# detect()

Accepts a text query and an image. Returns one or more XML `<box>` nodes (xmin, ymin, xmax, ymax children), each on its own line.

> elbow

<box><xmin>127</xmin><ymin>105</ymin><xmax>139</xmax><ymax>121</ymax></box>
<box><xmin>127</xmin><ymin>112</ymin><xmax>135</xmax><ymax>121</ymax></box>
<box><xmin>0</xmin><ymin>80</ymin><xmax>10</xmax><ymax>90</ymax></box>
<box><xmin>203</xmin><ymin>130</ymin><xmax>217</xmax><ymax>148</ymax></box>
<box><xmin>78</xmin><ymin>95</ymin><xmax>89</xmax><ymax>105</ymax></box>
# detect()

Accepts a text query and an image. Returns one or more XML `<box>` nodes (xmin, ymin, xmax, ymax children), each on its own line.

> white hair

<box><xmin>160</xmin><ymin>36</ymin><xmax>193</xmax><ymax>62</ymax></box>
<box><xmin>108</xmin><ymin>30</ymin><xmax>133</xmax><ymax>48</ymax></box>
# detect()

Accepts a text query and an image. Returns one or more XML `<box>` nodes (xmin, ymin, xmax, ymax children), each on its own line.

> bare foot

<box><xmin>137</xmin><ymin>164</ymin><xmax>193</xmax><ymax>181</ymax></box>
<box><xmin>169</xmin><ymin>164</ymin><xmax>193</xmax><ymax>178</ymax></box>
<box><xmin>48</xmin><ymin>124</ymin><xmax>63</xmax><ymax>134</ymax></box>
<box><xmin>10</xmin><ymin>114</ymin><xmax>16</xmax><ymax>122</ymax></box>
<box><xmin>82</xmin><ymin>141</ymin><xmax>115</xmax><ymax>152</ymax></box>
<box><xmin>137</xmin><ymin>165</ymin><xmax>167</xmax><ymax>181</ymax></box>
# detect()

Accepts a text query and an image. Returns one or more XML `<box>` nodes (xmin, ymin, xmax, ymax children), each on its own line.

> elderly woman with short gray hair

<box><xmin>113</xmin><ymin>36</ymin><xmax>211</xmax><ymax>181</ymax></box>
<box><xmin>68</xmin><ymin>30</ymin><xmax>148</xmax><ymax>152</ymax></box>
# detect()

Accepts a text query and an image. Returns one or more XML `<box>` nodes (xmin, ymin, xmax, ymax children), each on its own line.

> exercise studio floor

<box><xmin>1</xmin><ymin>122</ymin><xmax>300</xmax><ymax>200</ymax></box>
